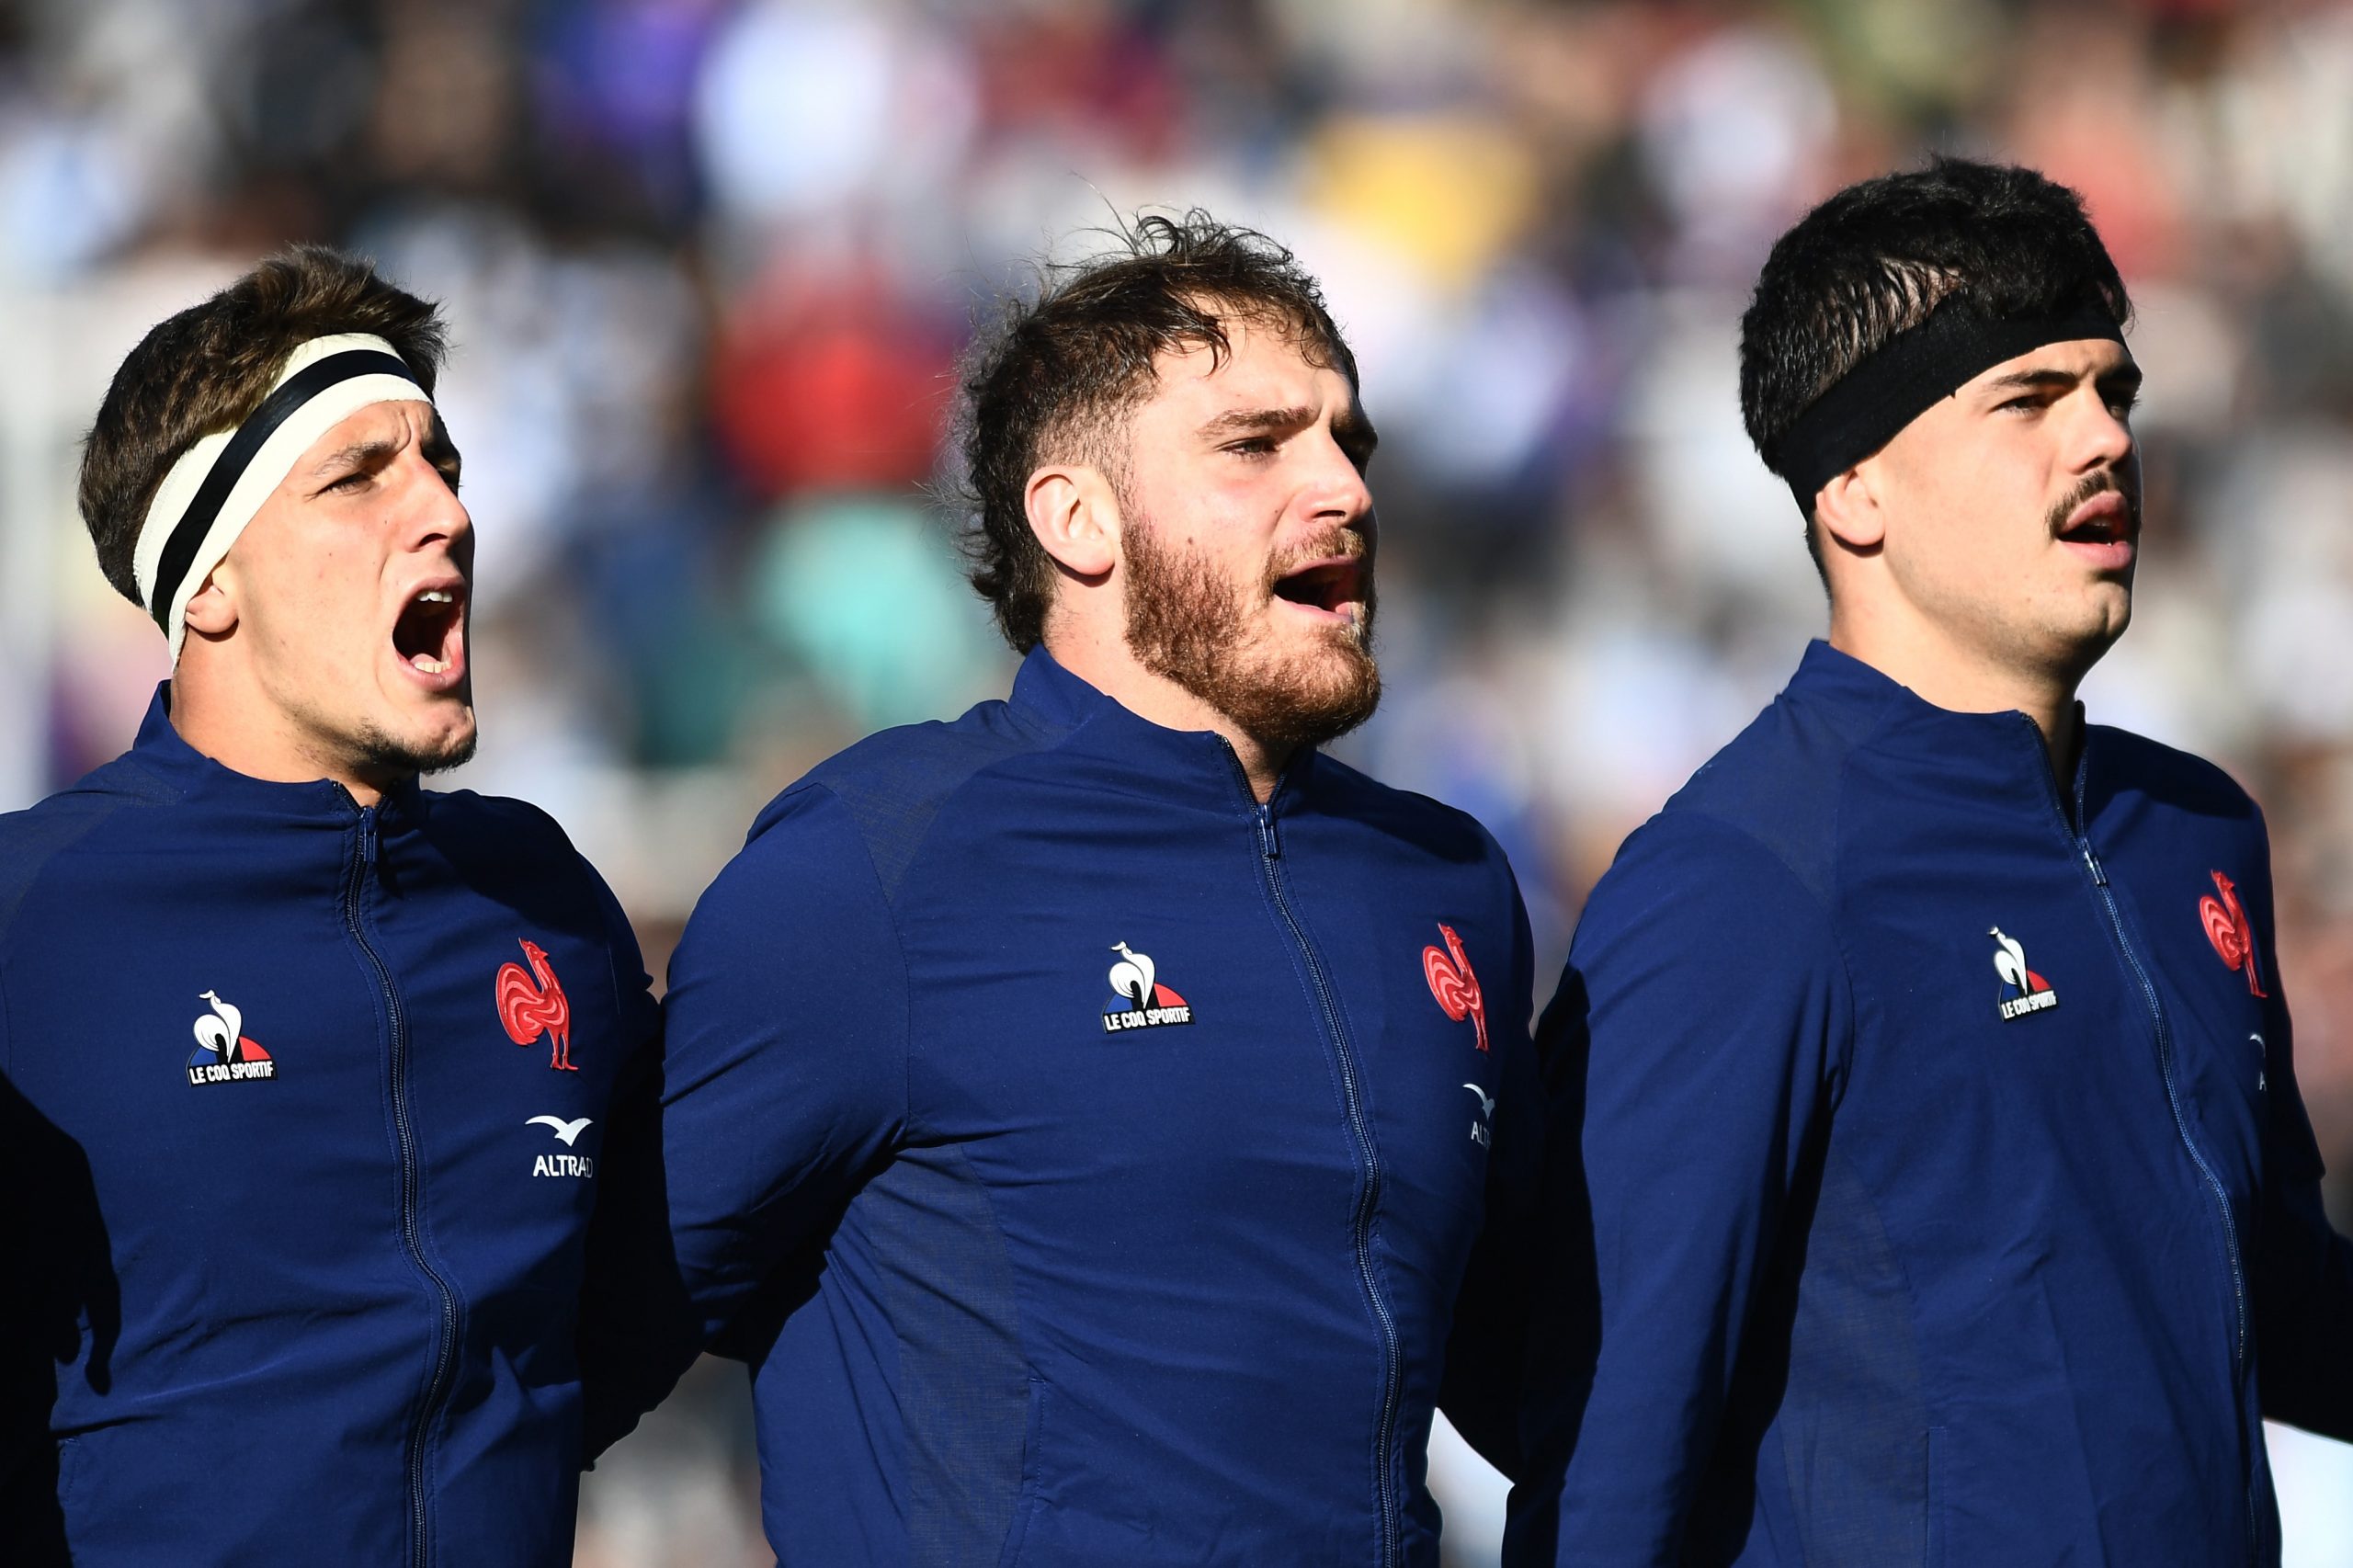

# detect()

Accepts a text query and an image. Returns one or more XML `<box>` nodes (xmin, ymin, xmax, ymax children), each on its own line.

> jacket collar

<box><xmin>128</xmin><ymin>682</ymin><xmax>423</xmax><ymax>825</ymax></box>
<box><xmin>1008</xmin><ymin>646</ymin><xmax>1308</xmax><ymax>814</ymax></box>
<box><xmin>1782</xmin><ymin>640</ymin><xmax>2090</xmax><ymax>812</ymax></box>
<box><xmin>1785</xmin><ymin>638</ymin><xmax>1910</xmax><ymax>722</ymax></box>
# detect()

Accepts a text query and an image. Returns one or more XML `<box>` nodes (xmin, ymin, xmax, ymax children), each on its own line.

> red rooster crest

<box><xmin>2199</xmin><ymin>870</ymin><xmax>2268</xmax><ymax>998</ymax></box>
<box><xmin>495</xmin><ymin>938</ymin><xmax>576</xmax><ymax>1071</ymax></box>
<box><xmin>1423</xmin><ymin>923</ymin><xmax>1488</xmax><ymax>1052</ymax></box>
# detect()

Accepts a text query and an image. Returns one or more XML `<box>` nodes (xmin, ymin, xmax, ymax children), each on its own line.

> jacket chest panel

<box><xmin>1270</xmin><ymin>854</ymin><xmax>1508</xmax><ymax>1257</ymax></box>
<box><xmin>2095</xmin><ymin>829</ymin><xmax>2276</xmax><ymax>1207</ymax></box>
<box><xmin>900</xmin><ymin>873</ymin><xmax>1359</xmax><ymax>1209</ymax></box>
<box><xmin>892</xmin><ymin>830</ymin><xmax>1501</xmax><ymax>1263</ymax></box>
<box><xmin>356</xmin><ymin>878</ymin><xmax>621</xmax><ymax>1288</ymax></box>
<box><xmin>1833</xmin><ymin>831</ymin><xmax>2218</xmax><ymax>1260</ymax></box>
<box><xmin>15</xmin><ymin>900</ymin><xmax>413</xmax><ymax>1313</ymax></box>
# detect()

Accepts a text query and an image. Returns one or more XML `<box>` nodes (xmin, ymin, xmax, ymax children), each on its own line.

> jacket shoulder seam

<box><xmin>798</xmin><ymin>780</ymin><xmax>919</xmax><ymax>1140</ymax></box>
<box><xmin>0</xmin><ymin>795</ymin><xmax>140</xmax><ymax>949</ymax></box>
<box><xmin>1665</xmin><ymin>801</ymin><xmax>1862</xmax><ymax>1094</ymax></box>
<box><xmin>821</xmin><ymin>715</ymin><xmax>1080</xmax><ymax>906</ymax></box>
<box><xmin>1824</xmin><ymin>746</ymin><xmax>1864</xmax><ymax>1094</ymax></box>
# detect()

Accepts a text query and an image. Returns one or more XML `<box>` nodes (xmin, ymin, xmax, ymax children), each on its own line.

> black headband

<box><xmin>1774</xmin><ymin>296</ymin><xmax>2125</xmax><ymax>511</ymax></box>
<box><xmin>146</xmin><ymin>347</ymin><xmax>419</xmax><ymax>634</ymax></box>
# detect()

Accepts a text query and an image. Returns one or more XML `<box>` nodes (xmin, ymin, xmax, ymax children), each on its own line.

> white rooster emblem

<box><xmin>1108</xmin><ymin>942</ymin><xmax>1156</xmax><ymax>1009</ymax></box>
<box><xmin>1989</xmin><ymin>927</ymin><xmax>2031</xmax><ymax>993</ymax></box>
<box><xmin>192</xmin><ymin>989</ymin><xmax>244</xmax><ymax>1057</ymax></box>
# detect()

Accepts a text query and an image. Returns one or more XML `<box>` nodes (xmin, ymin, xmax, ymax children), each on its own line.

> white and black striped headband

<box><xmin>133</xmin><ymin>333</ymin><xmax>431</xmax><ymax>663</ymax></box>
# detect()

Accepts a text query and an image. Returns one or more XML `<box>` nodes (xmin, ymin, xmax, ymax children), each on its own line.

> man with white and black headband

<box><xmin>1512</xmin><ymin>158</ymin><xmax>2352</xmax><ymax>1564</ymax></box>
<box><xmin>0</xmin><ymin>247</ymin><xmax>664</xmax><ymax>1566</ymax></box>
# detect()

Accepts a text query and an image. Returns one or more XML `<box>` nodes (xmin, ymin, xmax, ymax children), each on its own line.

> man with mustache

<box><xmin>0</xmin><ymin>248</ymin><xmax>663</xmax><ymax>1565</ymax></box>
<box><xmin>1514</xmin><ymin>158</ymin><xmax>2353</xmax><ymax>1565</ymax></box>
<box><xmin>590</xmin><ymin>212</ymin><xmax>1540</xmax><ymax>1565</ymax></box>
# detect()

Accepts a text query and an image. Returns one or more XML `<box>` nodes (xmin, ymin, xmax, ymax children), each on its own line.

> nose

<box><xmin>1302</xmin><ymin>427</ymin><xmax>1375</xmax><ymax>528</ymax></box>
<box><xmin>2068</xmin><ymin>385</ymin><xmax>2135</xmax><ymax>476</ymax></box>
<box><xmin>395</xmin><ymin>446</ymin><xmax>472</xmax><ymax>560</ymax></box>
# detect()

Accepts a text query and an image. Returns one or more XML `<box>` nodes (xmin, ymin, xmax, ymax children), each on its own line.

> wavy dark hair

<box><xmin>79</xmin><ymin>245</ymin><xmax>449</xmax><ymax>607</ymax></box>
<box><xmin>1739</xmin><ymin>157</ymin><xmax>2131</xmax><ymax>573</ymax></box>
<box><xmin>954</xmin><ymin>210</ymin><xmax>1358</xmax><ymax>652</ymax></box>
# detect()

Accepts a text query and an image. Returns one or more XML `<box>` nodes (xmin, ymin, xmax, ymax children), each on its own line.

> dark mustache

<box><xmin>2046</xmin><ymin>469</ymin><xmax>2140</xmax><ymax>535</ymax></box>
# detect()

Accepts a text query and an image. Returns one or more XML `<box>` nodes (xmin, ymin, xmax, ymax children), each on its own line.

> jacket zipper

<box><xmin>2028</xmin><ymin>722</ymin><xmax>2255</xmax><ymax>1562</ymax></box>
<box><xmin>1224</xmin><ymin>744</ymin><xmax>1404</xmax><ymax>1567</ymax></box>
<box><xmin>343</xmin><ymin>799</ymin><xmax>459</xmax><ymax>1568</ymax></box>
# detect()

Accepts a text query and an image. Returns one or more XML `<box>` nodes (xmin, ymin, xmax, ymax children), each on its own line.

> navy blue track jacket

<box><xmin>1512</xmin><ymin>642</ymin><xmax>2353</xmax><ymax>1566</ymax></box>
<box><xmin>1</xmin><ymin>691</ymin><xmax>662</xmax><ymax>1567</ymax></box>
<box><xmin>590</xmin><ymin>647</ymin><xmax>1540</xmax><ymax>1567</ymax></box>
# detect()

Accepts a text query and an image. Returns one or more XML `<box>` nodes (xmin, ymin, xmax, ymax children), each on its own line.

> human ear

<box><xmin>179</xmin><ymin>565</ymin><xmax>239</xmax><ymax>638</ymax></box>
<box><xmin>1813</xmin><ymin>463</ymin><xmax>1887</xmax><ymax>552</ymax></box>
<box><xmin>1023</xmin><ymin>463</ymin><xmax>1120</xmax><ymax>579</ymax></box>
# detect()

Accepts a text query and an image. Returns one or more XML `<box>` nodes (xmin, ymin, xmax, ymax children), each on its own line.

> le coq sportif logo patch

<box><xmin>187</xmin><ymin>988</ymin><xmax>275</xmax><ymax>1085</ymax></box>
<box><xmin>1102</xmin><ymin>942</ymin><xmax>1193</xmax><ymax>1033</ymax></box>
<box><xmin>1990</xmin><ymin>926</ymin><xmax>2060</xmax><ymax>1021</ymax></box>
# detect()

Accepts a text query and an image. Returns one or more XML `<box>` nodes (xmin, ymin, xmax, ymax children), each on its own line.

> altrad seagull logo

<box><xmin>496</xmin><ymin>939</ymin><xmax>576</xmax><ymax>1071</ymax></box>
<box><xmin>1462</xmin><ymin>1082</ymin><xmax>1496</xmax><ymax>1148</ymax></box>
<box><xmin>525</xmin><ymin>1114</ymin><xmax>596</xmax><ymax>1179</ymax></box>
<box><xmin>526</xmin><ymin>1115</ymin><xmax>594</xmax><ymax>1146</ymax></box>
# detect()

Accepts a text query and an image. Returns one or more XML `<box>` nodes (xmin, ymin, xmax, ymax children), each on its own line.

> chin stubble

<box><xmin>347</xmin><ymin>709</ymin><xmax>478</xmax><ymax>781</ymax></box>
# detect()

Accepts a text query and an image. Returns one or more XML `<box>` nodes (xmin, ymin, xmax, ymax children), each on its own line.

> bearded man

<box><xmin>587</xmin><ymin>212</ymin><xmax>1540</xmax><ymax>1566</ymax></box>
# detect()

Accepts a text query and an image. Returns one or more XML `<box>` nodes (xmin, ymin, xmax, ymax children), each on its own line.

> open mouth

<box><xmin>2055</xmin><ymin>490</ymin><xmax>2136</xmax><ymax>549</ymax></box>
<box><xmin>1272</xmin><ymin>559</ymin><xmax>1365</xmax><ymax>619</ymax></box>
<box><xmin>392</xmin><ymin>583</ymin><xmax>467</xmax><ymax>683</ymax></box>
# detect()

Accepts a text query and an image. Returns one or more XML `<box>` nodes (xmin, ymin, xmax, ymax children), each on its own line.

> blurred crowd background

<box><xmin>5</xmin><ymin>0</ymin><xmax>2352</xmax><ymax>1562</ymax></box>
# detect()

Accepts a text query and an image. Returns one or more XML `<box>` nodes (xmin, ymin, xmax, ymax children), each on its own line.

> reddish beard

<box><xmin>1121</xmin><ymin>514</ymin><xmax>1381</xmax><ymax>754</ymax></box>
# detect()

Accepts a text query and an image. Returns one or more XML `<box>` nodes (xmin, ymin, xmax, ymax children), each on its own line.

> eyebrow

<box><xmin>308</xmin><ymin>419</ymin><xmax>463</xmax><ymax>477</ymax></box>
<box><xmin>1982</xmin><ymin>363</ymin><xmax>2145</xmax><ymax>396</ymax></box>
<box><xmin>1198</xmin><ymin>403</ymin><xmax>1381</xmax><ymax>459</ymax></box>
<box><xmin>1199</xmin><ymin>405</ymin><xmax>1314</xmax><ymax>439</ymax></box>
<box><xmin>308</xmin><ymin>437</ymin><xmax>399</xmax><ymax>477</ymax></box>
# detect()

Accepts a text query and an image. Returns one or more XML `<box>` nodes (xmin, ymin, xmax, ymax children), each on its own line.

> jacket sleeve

<box><xmin>581</xmin><ymin>782</ymin><xmax>910</xmax><ymax>1458</ymax></box>
<box><xmin>571</xmin><ymin>867</ymin><xmax>675</xmax><ymax>1458</ymax></box>
<box><xmin>1506</xmin><ymin>816</ymin><xmax>1849</xmax><ymax>1566</ymax></box>
<box><xmin>0</xmin><ymin>969</ymin><xmax>38</xmax><ymax>1530</ymax></box>
<box><xmin>1</xmin><ymin>963</ymin><xmax>108</xmax><ymax>1558</ymax></box>
<box><xmin>2245</xmin><ymin>807</ymin><xmax>2353</xmax><ymax>1440</ymax></box>
<box><xmin>1438</xmin><ymin>854</ymin><xmax>1542</xmax><ymax>1480</ymax></box>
